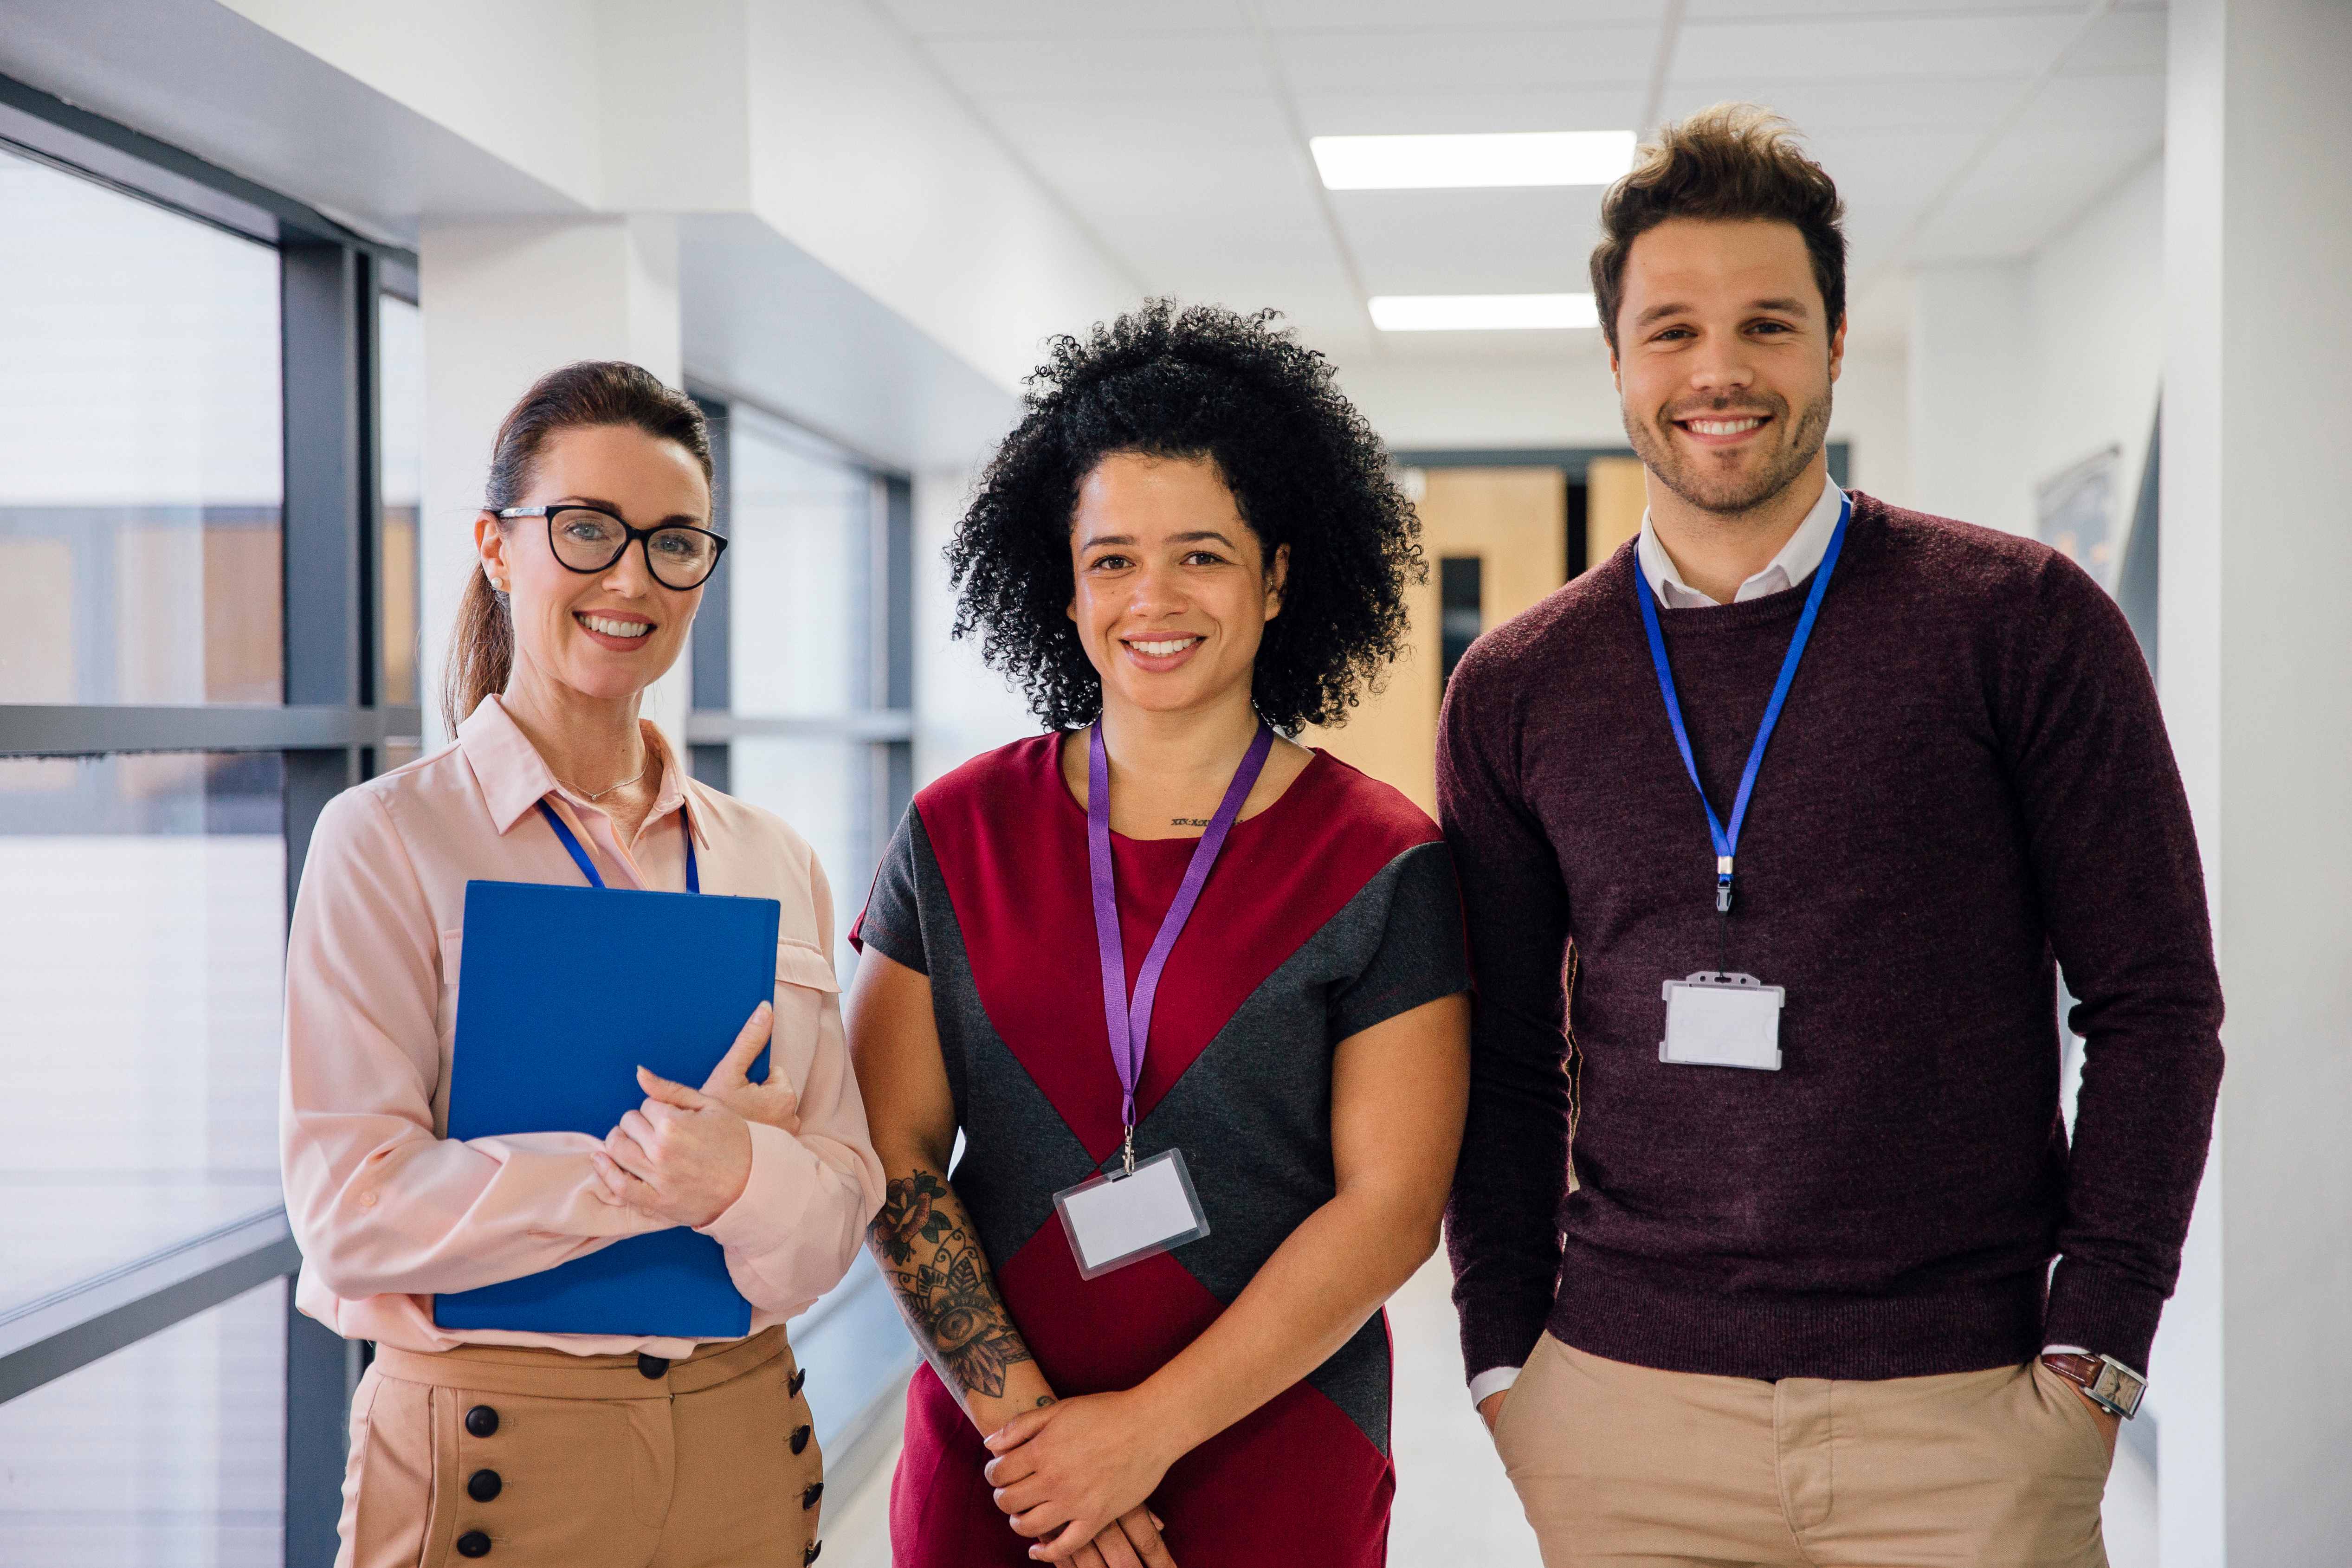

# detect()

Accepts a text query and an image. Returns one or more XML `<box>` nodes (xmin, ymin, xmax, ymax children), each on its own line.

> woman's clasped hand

<box><xmin>589</xmin><ymin>999</ymin><xmax>801</xmax><ymax>1227</ymax></box>
<box><xmin>983</xmin><ymin>1392</ymin><xmax>1183</xmax><ymax>1566</ymax></box>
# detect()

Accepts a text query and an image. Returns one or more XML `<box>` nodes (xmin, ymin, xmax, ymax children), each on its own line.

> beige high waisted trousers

<box><xmin>1494</xmin><ymin>1333</ymin><xmax>2114</xmax><ymax>1568</ymax></box>
<box><xmin>336</xmin><ymin>1326</ymin><xmax>826</xmax><ymax>1568</ymax></box>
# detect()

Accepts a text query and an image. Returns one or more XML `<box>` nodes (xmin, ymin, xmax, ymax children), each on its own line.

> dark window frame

<box><xmin>0</xmin><ymin>70</ymin><xmax>419</xmax><ymax>1568</ymax></box>
<box><xmin>681</xmin><ymin>390</ymin><xmax>917</xmax><ymax>835</ymax></box>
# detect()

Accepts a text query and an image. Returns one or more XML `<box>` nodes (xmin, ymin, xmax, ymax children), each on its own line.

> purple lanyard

<box><xmin>1087</xmin><ymin>718</ymin><xmax>1273</xmax><ymax>1166</ymax></box>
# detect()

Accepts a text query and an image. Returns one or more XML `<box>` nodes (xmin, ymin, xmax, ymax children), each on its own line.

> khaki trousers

<box><xmin>336</xmin><ymin>1327</ymin><xmax>825</xmax><ymax>1568</ymax></box>
<box><xmin>1494</xmin><ymin>1334</ymin><xmax>2113</xmax><ymax>1568</ymax></box>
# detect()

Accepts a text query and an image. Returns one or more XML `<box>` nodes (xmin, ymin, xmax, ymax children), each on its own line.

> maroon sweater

<box><xmin>1438</xmin><ymin>493</ymin><xmax>2222</xmax><ymax>1385</ymax></box>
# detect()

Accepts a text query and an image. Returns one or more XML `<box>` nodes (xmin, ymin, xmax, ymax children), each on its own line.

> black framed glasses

<box><xmin>497</xmin><ymin>504</ymin><xmax>729</xmax><ymax>590</ymax></box>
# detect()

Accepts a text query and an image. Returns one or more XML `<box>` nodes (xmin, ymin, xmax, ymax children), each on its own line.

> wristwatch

<box><xmin>2042</xmin><ymin>1352</ymin><xmax>2147</xmax><ymax>1419</ymax></box>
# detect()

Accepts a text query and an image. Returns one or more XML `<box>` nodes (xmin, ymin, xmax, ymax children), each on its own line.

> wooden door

<box><xmin>1585</xmin><ymin>455</ymin><xmax>1647</xmax><ymax>566</ymax></box>
<box><xmin>1308</xmin><ymin>467</ymin><xmax>1567</xmax><ymax>816</ymax></box>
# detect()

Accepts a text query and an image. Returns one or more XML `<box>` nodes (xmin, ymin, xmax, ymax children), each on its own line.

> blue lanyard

<box><xmin>535</xmin><ymin>799</ymin><xmax>699</xmax><ymax>894</ymax></box>
<box><xmin>1633</xmin><ymin>493</ymin><xmax>1850</xmax><ymax>915</ymax></box>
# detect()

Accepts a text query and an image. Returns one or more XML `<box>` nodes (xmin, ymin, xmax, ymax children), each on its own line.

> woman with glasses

<box><xmin>280</xmin><ymin>360</ymin><xmax>882</xmax><ymax>1568</ymax></box>
<box><xmin>846</xmin><ymin>303</ymin><xmax>1471</xmax><ymax>1567</ymax></box>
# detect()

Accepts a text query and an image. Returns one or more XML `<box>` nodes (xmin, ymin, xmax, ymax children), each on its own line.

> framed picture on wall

<box><xmin>2035</xmin><ymin>444</ymin><xmax>2124</xmax><ymax>591</ymax></box>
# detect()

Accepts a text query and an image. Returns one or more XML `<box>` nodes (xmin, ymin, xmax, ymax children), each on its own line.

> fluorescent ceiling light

<box><xmin>1369</xmin><ymin>293</ymin><xmax>1600</xmax><ymax>333</ymax></box>
<box><xmin>1312</xmin><ymin>131</ymin><xmax>1636</xmax><ymax>191</ymax></box>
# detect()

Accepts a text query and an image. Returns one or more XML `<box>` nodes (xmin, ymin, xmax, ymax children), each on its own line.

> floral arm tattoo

<box><xmin>868</xmin><ymin>1168</ymin><xmax>1038</xmax><ymax>1404</ymax></box>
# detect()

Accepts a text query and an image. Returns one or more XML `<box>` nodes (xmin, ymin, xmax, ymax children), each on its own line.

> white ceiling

<box><xmin>879</xmin><ymin>0</ymin><xmax>2165</xmax><ymax>361</ymax></box>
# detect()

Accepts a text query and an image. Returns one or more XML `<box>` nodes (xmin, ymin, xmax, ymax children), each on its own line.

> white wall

<box><xmin>1910</xmin><ymin>157</ymin><xmax>2165</xmax><ymax>539</ymax></box>
<box><xmin>215</xmin><ymin>0</ymin><xmax>1138</xmax><ymax>406</ymax></box>
<box><xmin>2161</xmin><ymin>0</ymin><xmax>2352</xmax><ymax>1561</ymax></box>
<box><xmin>216</xmin><ymin>0</ymin><xmax>607</xmax><ymax>208</ymax></box>
<box><xmin>1910</xmin><ymin>262</ymin><xmax>2035</xmax><ymax>535</ymax></box>
<box><xmin>2029</xmin><ymin>159</ymin><xmax>2165</xmax><ymax>519</ymax></box>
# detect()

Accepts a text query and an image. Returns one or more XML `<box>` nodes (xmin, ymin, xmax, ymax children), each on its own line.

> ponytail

<box><xmin>439</xmin><ymin>360</ymin><xmax>712</xmax><ymax>734</ymax></box>
<box><xmin>440</xmin><ymin>566</ymin><xmax>516</xmax><ymax>735</ymax></box>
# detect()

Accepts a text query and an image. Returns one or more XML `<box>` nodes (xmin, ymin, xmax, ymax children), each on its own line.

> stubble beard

<box><xmin>1625</xmin><ymin>384</ymin><xmax>1835</xmax><ymax>521</ymax></box>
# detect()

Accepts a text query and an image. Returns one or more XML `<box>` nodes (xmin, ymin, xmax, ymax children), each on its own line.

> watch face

<box><xmin>2091</xmin><ymin>1361</ymin><xmax>2146</xmax><ymax>1417</ymax></box>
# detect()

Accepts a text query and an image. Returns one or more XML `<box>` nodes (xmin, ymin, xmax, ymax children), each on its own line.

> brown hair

<box><xmin>441</xmin><ymin>361</ymin><xmax>714</xmax><ymax>733</ymax></box>
<box><xmin>1589</xmin><ymin>103</ymin><xmax>1847</xmax><ymax>353</ymax></box>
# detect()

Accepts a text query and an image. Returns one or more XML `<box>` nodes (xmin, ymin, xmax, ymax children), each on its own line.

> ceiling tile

<box><xmin>1685</xmin><ymin>0</ymin><xmax>2085</xmax><ymax>15</ymax></box>
<box><xmin>1273</xmin><ymin>25</ymin><xmax>1658</xmax><ymax>91</ymax></box>
<box><xmin>893</xmin><ymin>1</ymin><xmax>2170</xmax><ymax>372</ymax></box>
<box><xmin>1293</xmin><ymin>86</ymin><xmax>1648</xmax><ymax>136</ymax></box>
<box><xmin>1911</xmin><ymin>78</ymin><xmax>2164</xmax><ymax>260</ymax></box>
<box><xmin>920</xmin><ymin>32</ymin><xmax>1266</xmax><ymax>99</ymax></box>
<box><xmin>1673</xmin><ymin>13</ymin><xmax>2081</xmax><ymax>79</ymax></box>
<box><xmin>881</xmin><ymin>0</ymin><xmax>1252</xmax><ymax>37</ymax></box>
<box><xmin>982</xmin><ymin>97</ymin><xmax>1298</xmax><ymax>198</ymax></box>
<box><xmin>1655</xmin><ymin>75</ymin><xmax>2022</xmax><ymax>136</ymax></box>
<box><xmin>1262</xmin><ymin>0</ymin><xmax>1663</xmax><ymax>23</ymax></box>
<box><xmin>2060</xmin><ymin>6</ymin><xmax>2167</xmax><ymax>74</ymax></box>
<box><xmin>1335</xmin><ymin>187</ymin><xmax>1606</xmax><ymax>295</ymax></box>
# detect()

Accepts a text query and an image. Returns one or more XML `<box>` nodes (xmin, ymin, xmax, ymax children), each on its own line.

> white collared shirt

<box><xmin>1635</xmin><ymin>477</ymin><xmax>1846</xmax><ymax>608</ymax></box>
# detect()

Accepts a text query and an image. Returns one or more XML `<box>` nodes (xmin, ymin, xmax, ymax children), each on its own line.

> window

<box><xmin>0</xmin><ymin>1280</ymin><xmax>285</xmax><ymax>1563</ymax></box>
<box><xmin>0</xmin><ymin>755</ymin><xmax>285</xmax><ymax>1314</ymax></box>
<box><xmin>0</xmin><ymin>143</ymin><xmax>284</xmax><ymax>706</ymax></box>
<box><xmin>0</xmin><ymin>73</ymin><xmax>418</xmax><ymax>1567</ymax></box>
<box><xmin>689</xmin><ymin>399</ymin><xmax>913</xmax><ymax>975</ymax></box>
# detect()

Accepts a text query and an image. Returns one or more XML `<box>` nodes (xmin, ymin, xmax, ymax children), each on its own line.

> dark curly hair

<box><xmin>947</xmin><ymin>300</ymin><xmax>1423</xmax><ymax>733</ymax></box>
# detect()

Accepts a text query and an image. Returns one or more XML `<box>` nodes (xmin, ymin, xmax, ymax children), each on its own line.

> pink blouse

<box><xmin>279</xmin><ymin>696</ymin><xmax>885</xmax><ymax>1356</ymax></box>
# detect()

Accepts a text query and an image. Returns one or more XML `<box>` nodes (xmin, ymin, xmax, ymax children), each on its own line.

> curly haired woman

<box><xmin>845</xmin><ymin>302</ymin><xmax>1471</xmax><ymax>1568</ymax></box>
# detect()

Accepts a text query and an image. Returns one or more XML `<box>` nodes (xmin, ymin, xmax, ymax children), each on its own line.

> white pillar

<box><xmin>1907</xmin><ymin>261</ymin><xmax>2033</xmax><ymax>536</ymax></box>
<box><xmin>2160</xmin><ymin>0</ymin><xmax>2352</xmax><ymax>1562</ymax></box>
<box><xmin>417</xmin><ymin>216</ymin><xmax>688</xmax><ymax>749</ymax></box>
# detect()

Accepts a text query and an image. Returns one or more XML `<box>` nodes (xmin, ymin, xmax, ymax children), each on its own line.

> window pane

<box><xmin>0</xmin><ymin>1277</ymin><xmax>284</xmax><ymax>1564</ymax></box>
<box><xmin>728</xmin><ymin>408</ymin><xmax>872</xmax><ymax>718</ymax></box>
<box><xmin>0</xmin><ymin>753</ymin><xmax>285</xmax><ymax>1312</ymax></box>
<box><xmin>380</xmin><ymin>294</ymin><xmax>424</xmax><ymax>710</ymax></box>
<box><xmin>0</xmin><ymin>145</ymin><xmax>284</xmax><ymax>705</ymax></box>
<box><xmin>731</xmin><ymin>736</ymin><xmax>872</xmax><ymax>975</ymax></box>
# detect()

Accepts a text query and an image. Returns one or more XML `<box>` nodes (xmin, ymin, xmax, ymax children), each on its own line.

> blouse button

<box><xmin>358</xmin><ymin>1192</ymin><xmax>378</xmax><ymax>1207</ymax></box>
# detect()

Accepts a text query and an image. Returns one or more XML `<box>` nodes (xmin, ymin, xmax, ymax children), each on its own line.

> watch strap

<box><xmin>2042</xmin><ymin>1351</ymin><xmax>2146</xmax><ymax>1419</ymax></box>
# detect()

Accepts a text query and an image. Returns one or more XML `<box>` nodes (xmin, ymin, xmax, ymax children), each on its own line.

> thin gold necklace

<box><xmin>562</xmin><ymin>755</ymin><xmax>651</xmax><ymax>802</ymax></box>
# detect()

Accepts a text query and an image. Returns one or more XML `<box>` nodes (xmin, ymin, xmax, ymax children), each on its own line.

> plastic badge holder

<box><xmin>1053</xmin><ymin>1146</ymin><xmax>1211</xmax><ymax>1281</ymax></box>
<box><xmin>1659</xmin><ymin>970</ymin><xmax>1785</xmax><ymax>1071</ymax></box>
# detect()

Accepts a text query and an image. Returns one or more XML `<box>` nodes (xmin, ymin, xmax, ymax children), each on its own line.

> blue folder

<box><xmin>433</xmin><ymin>878</ymin><xmax>780</xmax><ymax>1338</ymax></box>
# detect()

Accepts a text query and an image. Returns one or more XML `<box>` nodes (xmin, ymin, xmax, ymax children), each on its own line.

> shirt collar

<box><xmin>1636</xmin><ymin>476</ymin><xmax>1847</xmax><ymax>609</ymax></box>
<box><xmin>458</xmin><ymin>694</ymin><xmax>705</xmax><ymax>846</ymax></box>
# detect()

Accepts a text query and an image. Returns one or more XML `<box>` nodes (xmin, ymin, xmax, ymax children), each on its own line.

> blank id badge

<box><xmin>1660</xmin><ymin>971</ymin><xmax>1785</xmax><ymax>1071</ymax></box>
<box><xmin>1053</xmin><ymin>1147</ymin><xmax>1210</xmax><ymax>1280</ymax></box>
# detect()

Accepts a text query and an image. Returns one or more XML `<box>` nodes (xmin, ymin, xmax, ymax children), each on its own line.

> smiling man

<box><xmin>1437</xmin><ymin>106</ymin><xmax>2223</xmax><ymax>1566</ymax></box>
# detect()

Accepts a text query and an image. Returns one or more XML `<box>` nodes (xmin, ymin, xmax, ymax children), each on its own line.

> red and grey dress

<box><xmin>850</xmin><ymin>734</ymin><xmax>1468</xmax><ymax>1567</ymax></box>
